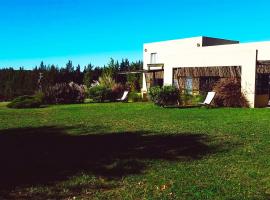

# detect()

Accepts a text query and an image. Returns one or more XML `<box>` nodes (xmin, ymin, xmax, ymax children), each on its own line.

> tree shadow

<box><xmin>0</xmin><ymin>126</ymin><xmax>232</xmax><ymax>191</ymax></box>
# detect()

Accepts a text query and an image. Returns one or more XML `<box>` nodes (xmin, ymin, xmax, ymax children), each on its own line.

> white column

<box><xmin>241</xmin><ymin>50</ymin><xmax>257</xmax><ymax>108</ymax></box>
<box><xmin>163</xmin><ymin>66</ymin><xmax>173</xmax><ymax>86</ymax></box>
<box><xmin>142</xmin><ymin>73</ymin><xmax>147</xmax><ymax>91</ymax></box>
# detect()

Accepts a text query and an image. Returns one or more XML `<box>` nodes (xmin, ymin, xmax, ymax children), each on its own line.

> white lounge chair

<box><xmin>199</xmin><ymin>92</ymin><xmax>216</xmax><ymax>106</ymax></box>
<box><xmin>117</xmin><ymin>91</ymin><xmax>129</xmax><ymax>102</ymax></box>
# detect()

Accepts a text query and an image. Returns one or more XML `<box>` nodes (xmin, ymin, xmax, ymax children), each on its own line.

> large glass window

<box><xmin>150</xmin><ymin>53</ymin><xmax>157</xmax><ymax>64</ymax></box>
<box><xmin>173</xmin><ymin>79</ymin><xmax>180</xmax><ymax>89</ymax></box>
<box><xmin>199</xmin><ymin>77</ymin><xmax>220</xmax><ymax>94</ymax></box>
<box><xmin>185</xmin><ymin>77</ymin><xmax>193</xmax><ymax>94</ymax></box>
<box><xmin>146</xmin><ymin>70</ymin><xmax>164</xmax><ymax>88</ymax></box>
<box><xmin>256</xmin><ymin>74</ymin><xmax>270</xmax><ymax>95</ymax></box>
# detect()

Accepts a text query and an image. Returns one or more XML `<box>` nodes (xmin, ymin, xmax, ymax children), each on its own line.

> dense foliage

<box><xmin>148</xmin><ymin>86</ymin><xmax>162</xmax><ymax>103</ymax></box>
<box><xmin>7</xmin><ymin>95</ymin><xmax>43</xmax><ymax>109</ymax></box>
<box><xmin>111</xmin><ymin>83</ymin><xmax>125</xmax><ymax>100</ymax></box>
<box><xmin>212</xmin><ymin>78</ymin><xmax>249</xmax><ymax>108</ymax></box>
<box><xmin>0</xmin><ymin>59</ymin><xmax>143</xmax><ymax>101</ymax></box>
<box><xmin>88</xmin><ymin>86</ymin><xmax>113</xmax><ymax>102</ymax></box>
<box><xmin>88</xmin><ymin>83</ymin><xmax>127</xmax><ymax>103</ymax></box>
<box><xmin>44</xmin><ymin>82</ymin><xmax>85</xmax><ymax>104</ymax></box>
<box><xmin>128</xmin><ymin>92</ymin><xmax>142</xmax><ymax>102</ymax></box>
<box><xmin>149</xmin><ymin>86</ymin><xmax>180</xmax><ymax>107</ymax></box>
<box><xmin>181</xmin><ymin>93</ymin><xmax>205</xmax><ymax>106</ymax></box>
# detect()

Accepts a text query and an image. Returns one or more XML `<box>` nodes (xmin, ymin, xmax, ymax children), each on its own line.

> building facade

<box><xmin>142</xmin><ymin>36</ymin><xmax>270</xmax><ymax>108</ymax></box>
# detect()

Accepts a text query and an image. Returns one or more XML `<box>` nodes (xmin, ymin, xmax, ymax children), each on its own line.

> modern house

<box><xmin>142</xmin><ymin>36</ymin><xmax>270</xmax><ymax>108</ymax></box>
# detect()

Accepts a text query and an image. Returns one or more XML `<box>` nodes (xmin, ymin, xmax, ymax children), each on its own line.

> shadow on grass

<box><xmin>0</xmin><ymin>126</ymin><xmax>231</xmax><ymax>191</ymax></box>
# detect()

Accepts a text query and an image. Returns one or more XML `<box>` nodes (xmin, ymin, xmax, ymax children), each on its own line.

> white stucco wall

<box><xmin>143</xmin><ymin>37</ymin><xmax>270</xmax><ymax>108</ymax></box>
<box><xmin>143</xmin><ymin>37</ymin><xmax>203</xmax><ymax>69</ymax></box>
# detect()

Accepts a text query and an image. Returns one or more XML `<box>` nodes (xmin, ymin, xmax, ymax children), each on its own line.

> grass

<box><xmin>0</xmin><ymin>102</ymin><xmax>270</xmax><ymax>199</ymax></box>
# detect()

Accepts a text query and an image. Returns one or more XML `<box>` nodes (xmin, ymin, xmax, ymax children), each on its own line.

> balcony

<box><xmin>147</xmin><ymin>63</ymin><xmax>164</xmax><ymax>71</ymax></box>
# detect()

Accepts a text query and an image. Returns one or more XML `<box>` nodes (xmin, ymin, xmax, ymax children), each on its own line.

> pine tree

<box><xmin>83</xmin><ymin>64</ymin><xmax>93</xmax><ymax>88</ymax></box>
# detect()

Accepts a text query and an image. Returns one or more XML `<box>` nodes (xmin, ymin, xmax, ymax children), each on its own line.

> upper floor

<box><xmin>143</xmin><ymin>36</ymin><xmax>270</xmax><ymax>70</ymax></box>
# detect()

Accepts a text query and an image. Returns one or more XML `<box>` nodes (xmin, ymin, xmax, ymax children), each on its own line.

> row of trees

<box><xmin>0</xmin><ymin>58</ymin><xmax>143</xmax><ymax>101</ymax></box>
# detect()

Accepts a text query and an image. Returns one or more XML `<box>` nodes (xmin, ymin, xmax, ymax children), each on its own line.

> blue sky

<box><xmin>1</xmin><ymin>0</ymin><xmax>270</xmax><ymax>69</ymax></box>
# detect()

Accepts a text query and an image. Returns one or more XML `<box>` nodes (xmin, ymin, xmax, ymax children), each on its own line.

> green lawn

<box><xmin>0</xmin><ymin>102</ymin><xmax>270</xmax><ymax>199</ymax></box>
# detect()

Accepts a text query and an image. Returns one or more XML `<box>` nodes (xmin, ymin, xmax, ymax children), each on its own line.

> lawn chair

<box><xmin>199</xmin><ymin>92</ymin><xmax>216</xmax><ymax>107</ymax></box>
<box><xmin>117</xmin><ymin>91</ymin><xmax>129</xmax><ymax>102</ymax></box>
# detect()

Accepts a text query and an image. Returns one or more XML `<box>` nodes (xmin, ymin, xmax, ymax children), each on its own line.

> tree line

<box><xmin>0</xmin><ymin>58</ymin><xmax>143</xmax><ymax>101</ymax></box>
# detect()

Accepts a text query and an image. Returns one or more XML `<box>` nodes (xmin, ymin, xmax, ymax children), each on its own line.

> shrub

<box><xmin>181</xmin><ymin>93</ymin><xmax>193</xmax><ymax>106</ymax></box>
<box><xmin>148</xmin><ymin>86</ymin><xmax>161</xmax><ymax>103</ymax></box>
<box><xmin>99</xmin><ymin>74</ymin><xmax>116</xmax><ymax>89</ymax></box>
<box><xmin>180</xmin><ymin>93</ymin><xmax>205</xmax><ymax>106</ymax></box>
<box><xmin>34</xmin><ymin>91</ymin><xmax>45</xmax><ymax>103</ymax></box>
<box><xmin>192</xmin><ymin>94</ymin><xmax>205</xmax><ymax>105</ymax></box>
<box><xmin>128</xmin><ymin>92</ymin><xmax>142</xmax><ymax>102</ymax></box>
<box><xmin>127</xmin><ymin>73</ymin><xmax>142</xmax><ymax>92</ymax></box>
<box><xmin>7</xmin><ymin>95</ymin><xmax>42</xmax><ymax>109</ymax></box>
<box><xmin>111</xmin><ymin>83</ymin><xmax>125</xmax><ymax>100</ymax></box>
<box><xmin>88</xmin><ymin>83</ymin><xmax>126</xmax><ymax>103</ymax></box>
<box><xmin>149</xmin><ymin>86</ymin><xmax>180</xmax><ymax>107</ymax></box>
<box><xmin>88</xmin><ymin>86</ymin><xmax>112</xmax><ymax>102</ymax></box>
<box><xmin>212</xmin><ymin>78</ymin><xmax>249</xmax><ymax>108</ymax></box>
<box><xmin>45</xmin><ymin>82</ymin><xmax>85</xmax><ymax>104</ymax></box>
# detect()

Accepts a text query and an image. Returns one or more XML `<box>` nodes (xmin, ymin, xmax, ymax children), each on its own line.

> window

<box><xmin>186</xmin><ymin>77</ymin><xmax>193</xmax><ymax>94</ymax></box>
<box><xmin>199</xmin><ymin>77</ymin><xmax>220</xmax><ymax>94</ymax></box>
<box><xmin>173</xmin><ymin>79</ymin><xmax>180</xmax><ymax>89</ymax></box>
<box><xmin>154</xmin><ymin>78</ymin><xmax>164</xmax><ymax>87</ymax></box>
<box><xmin>150</xmin><ymin>53</ymin><xmax>157</xmax><ymax>64</ymax></box>
<box><xmin>256</xmin><ymin>74</ymin><xmax>270</xmax><ymax>95</ymax></box>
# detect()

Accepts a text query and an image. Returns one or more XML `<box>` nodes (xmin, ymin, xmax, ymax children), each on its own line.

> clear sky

<box><xmin>1</xmin><ymin>0</ymin><xmax>270</xmax><ymax>69</ymax></box>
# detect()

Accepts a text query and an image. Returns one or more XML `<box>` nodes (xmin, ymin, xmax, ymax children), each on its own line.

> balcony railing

<box><xmin>147</xmin><ymin>63</ymin><xmax>164</xmax><ymax>71</ymax></box>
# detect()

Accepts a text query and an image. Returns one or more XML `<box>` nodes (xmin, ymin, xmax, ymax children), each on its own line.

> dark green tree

<box><xmin>83</xmin><ymin>64</ymin><xmax>94</xmax><ymax>87</ymax></box>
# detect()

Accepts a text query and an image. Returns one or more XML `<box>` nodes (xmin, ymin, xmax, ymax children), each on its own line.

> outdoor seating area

<box><xmin>116</xmin><ymin>91</ymin><xmax>129</xmax><ymax>102</ymax></box>
<box><xmin>199</xmin><ymin>92</ymin><xmax>215</xmax><ymax>106</ymax></box>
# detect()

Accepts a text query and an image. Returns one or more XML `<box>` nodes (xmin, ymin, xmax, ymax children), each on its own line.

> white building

<box><xmin>142</xmin><ymin>36</ymin><xmax>270</xmax><ymax>108</ymax></box>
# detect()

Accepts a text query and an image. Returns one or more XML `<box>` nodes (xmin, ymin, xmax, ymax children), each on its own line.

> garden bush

<box><xmin>192</xmin><ymin>94</ymin><xmax>205</xmax><ymax>105</ymax></box>
<box><xmin>128</xmin><ymin>92</ymin><xmax>142</xmax><ymax>102</ymax></box>
<box><xmin>181</xmin><ymin>92</ymin><xmax>193</xmax><ymax>106</ymax></box>
<box><xmin>111</xmin><ymin>83</ymin><xmax>125</xmax><ymax>100</ymax></box>
<box><xmin>180</xmin><ymin>93</ymin><xmax>205</xmax><ymax>106</ymax></box>
<box><xmin>127</xmin><ymin>73</ymin><xmax>142</xmax><ymax>92</ymax></box>
<box><xmin>7</xmin><ymin>95</ymin><xmax>43</xmax><ymax>109</ymax></box>
<box><xmin>45</xmin><ymin>82</ymin><xmax>85</xmax><ymax>104</ymax></box>
<box><xmin>99</xmin><ymin>74</ymin><xmax>116</xmax><ymax>89</ymax></box>
<box><xmin>212</xmin><ymin>78</ymin><xmax>249</xmax><ymax>107</ymax></box>
<box><xmin>88</xmin><ymin>86</ymin><xmax>112</xmax><ymax>102</ymax></box>
<box><xmin>148</xmin><ymin>86</ymin><xmax>161</xmax><ymax>103</ymax></box>
<box><xmin>149</xmin><ymin>86</ymin><xmax>180</xmax><ymax>107</ymax></box>
<box><xmin>34</xmin><ymin>91</ymin><xmax>45</xmax><ymax>103</ymax></box>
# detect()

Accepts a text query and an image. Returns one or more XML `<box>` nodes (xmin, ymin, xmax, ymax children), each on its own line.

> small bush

<box><xmin>7</xmin><ymin>95</ymin><xmax>42</xmax><ymax>109</ymax></box>
<box><xmin>88</xmin><ymin>86</ymin><xmax>112</xmax><ymax>102</ymax></box>
<box><xmin>192</xmin><ymin>94</ymin><xmax>205</xmax><ymax>105</ymax></box>
<box><xmin>111</xmin><ymin>83</ymin><xmax>125</xmax><ymax>100</ymax></box>
<box><xmin>212</xmin><ymin>78</ymin><xmax>249</xmax><ymax>108</ymax></box>
<box><xmin>180</xmin><ymin>93</ymin><xmax>205</xmax><ymax>106</ymax></box>
<box><xmin>128</xmin><ymin>92</ymin><xmax>142</xmax><ymax>102</ymax></box>
<box><xmin>34</xmin><ymin>91</ymin><xmax>45</xmax><ymax>103</ymax></box>
<box><xmin>181</xmin><ymin>93</ymin><xmax>193</xmax><ymax>106</ymax></box>
<box><xmin>148</xmin><ymin>86</ymin><xmax>161</xmax><ymax>103</ymax></box>
<box><xmin>45</xmin><ymin>82</ymin><xmax>85</xmax><ymax>104</ymax></box>
<box><xmin>127</xmin><ymin>73</ymin><xmax>142</xmax><ymax>92</ymax></box>
<box><xmin>149</xmin><ymin>86</ymin><xmax>180</xmax><ymax>107</ymax></box>
<box><xmin>99</xmin><ymin>74</ymin><xmax>116</xmax><ymax>89</ymax></box>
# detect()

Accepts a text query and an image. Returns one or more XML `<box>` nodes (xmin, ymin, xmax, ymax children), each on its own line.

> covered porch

<box><xmin>144</xmin><ymin>64</ymin><xmax>164</xmax><ymax>89</ymax></box>
<box><xmin>173</xmin><ymin>66</ymin><xmax>241</xmax><ymax>95</ymax></box>
<box><xmin>256</xmin><ymin>61</ymin><xmax>270</xmax><ymax>107</ymax></box>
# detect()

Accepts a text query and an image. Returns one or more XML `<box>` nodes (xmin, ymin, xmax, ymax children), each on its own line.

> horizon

<box><xmin>1</xmin><ymin>0</ymin><xmax>270</xmax><ymax>69</ymax></box>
